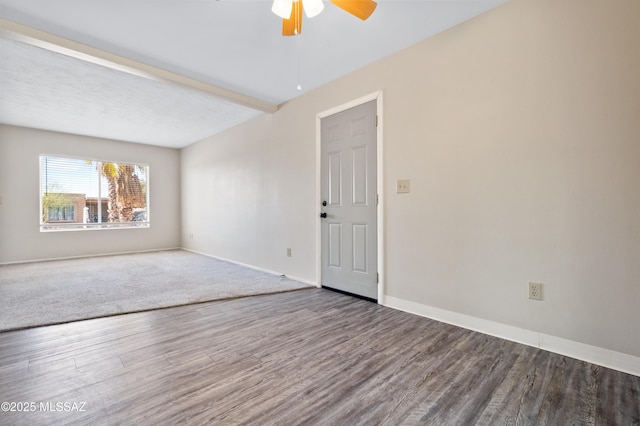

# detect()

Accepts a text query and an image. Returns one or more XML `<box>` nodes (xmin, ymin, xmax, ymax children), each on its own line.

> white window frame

<box><xmin>39</xmin><ymin>155</ymin><xmax>150</xmax><ymax>232</ymax></box>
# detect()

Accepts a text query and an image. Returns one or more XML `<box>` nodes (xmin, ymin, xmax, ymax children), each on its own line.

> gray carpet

<box><xmin>0</xmin><ymin>250</ymin><xmax>314</xmax><ymax>331</ymax></box>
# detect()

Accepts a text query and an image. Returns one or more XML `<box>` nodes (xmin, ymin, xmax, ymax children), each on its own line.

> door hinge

<box><xmin>375</xmin><ymin>115</ymin><xmax>378</xmax><ymax>127</ymax></box>
<box><xmin>376</xmin><ymin>194</ymin><xmax>379</xmax><ymax>205</ymax></box>
<box><xmin>377</xmin><ymin>272</ymin><xmax>379</xmax><ymax>283</ymax></box>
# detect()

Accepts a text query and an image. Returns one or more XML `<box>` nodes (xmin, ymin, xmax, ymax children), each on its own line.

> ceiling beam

<box><xmin>0</xmin><ymin>18</ymin><xmax>278</xmax><ymax>114</ymax></box>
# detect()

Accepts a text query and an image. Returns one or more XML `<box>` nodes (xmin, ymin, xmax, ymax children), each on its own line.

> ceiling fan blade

<box><xmin>330</xmin><ymin>0</ymin><xmax>377</xmax><ymax>20</ymax></box>
<box><xmin>282</xmin><ymin>0</ymin><xmax>303</xmax><ymax>36</ymax></box>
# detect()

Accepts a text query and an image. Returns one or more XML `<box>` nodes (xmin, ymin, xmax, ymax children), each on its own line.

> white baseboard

<box><xmin>383</xmin><ymin>295</ymin><xmax>640</xmax><ymax>377</ymax></box>
<box><xmin>182</xmin><ymin>248</ymin><xmax>319</xmax><ymax>288</ymax></box>
<box><xmin>0</xmin><ymin>247</ymin><xmax>183</xmax><ymax>266</ymax></box>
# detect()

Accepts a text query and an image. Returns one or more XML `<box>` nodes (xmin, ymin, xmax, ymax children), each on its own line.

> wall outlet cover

<box><xmin>529</xmin><ymin>282</ymin><xmax>543</xmax><ymax>300</ymax></box>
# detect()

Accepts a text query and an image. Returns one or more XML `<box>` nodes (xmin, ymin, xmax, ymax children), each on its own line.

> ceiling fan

<box><xmin>272</xmin><ymin>0</ymin><xmax>377</xmax><ymax>36</ymax></box>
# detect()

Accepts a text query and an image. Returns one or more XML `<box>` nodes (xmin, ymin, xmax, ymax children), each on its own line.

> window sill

<box><xmin>40</xmin><ymin>223</ymin><xmax>150</xmax><ymax>232</ymax></box>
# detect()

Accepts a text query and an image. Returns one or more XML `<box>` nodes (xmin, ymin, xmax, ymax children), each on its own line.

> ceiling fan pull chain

<box><xmin>296</xmin><ymin>34</ymin><xmax>302</xmax><ymax>91</ymax></box>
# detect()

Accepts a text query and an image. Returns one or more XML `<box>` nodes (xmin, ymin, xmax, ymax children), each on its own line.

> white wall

<box><xmin>0</xmin><ymin>125</ymin><xmax>181</xmax><ymax>263</ymax></box>
<box><xmin>181</xmin><ymin>113</ymin><xmax>316</xmax><ymax>282</ymax></box>
<box><xmin>181</xmin><ymin>0</ymin><xmax>640</xmax><ymax>368</ymax></box>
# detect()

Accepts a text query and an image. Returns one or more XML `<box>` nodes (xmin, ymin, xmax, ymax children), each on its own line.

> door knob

<box><xmin>320</xmin><ymin>212</ymin><xmax>327</xmax><ymax>218</ymax></box>
<box><xmin>322</xmin><ymin>201</ymin><xmax>327</xmax><ymax>206</ymax></box>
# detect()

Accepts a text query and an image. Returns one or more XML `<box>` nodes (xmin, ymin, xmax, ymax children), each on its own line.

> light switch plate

<box><xmin>396</xmin><ymin>179</ymin><xmax>410</xmax><ymax>194</ymax></box>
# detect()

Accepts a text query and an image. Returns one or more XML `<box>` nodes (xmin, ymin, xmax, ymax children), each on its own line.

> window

<box><xmin>47</xmin><ymin>205</ymin><xmax>75</xmax><ymax>222</ymax></box>
<box><xmin>40</xmin><ymin>156</ymin><xmax>149</xmax><ymax>231</ymax></box>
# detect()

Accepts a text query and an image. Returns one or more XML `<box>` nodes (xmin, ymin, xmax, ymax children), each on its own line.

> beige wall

<box><xmin>182</xmin><ymin>0</ymin><xmax>640</xmax><ymax>362</ymax></box>
<box><xmin>181</xmin><ymin>112</ymin><xmax>316</xmax><ymax>282</ymax></box>
<box><xmin>0</xmin><ymin>125</ymin><xmax>181</xmax><ymax>263</ymax></box>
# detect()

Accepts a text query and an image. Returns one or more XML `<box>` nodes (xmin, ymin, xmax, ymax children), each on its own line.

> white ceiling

<box><xmin>0</xmin><ymin>0</ymin><xmax>507</xmax><ymax>148</ymax></box>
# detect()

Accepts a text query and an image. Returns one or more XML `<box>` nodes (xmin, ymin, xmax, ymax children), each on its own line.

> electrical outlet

<box><xmin>287</xmin><ymin>248</ymin><xmax>292</xmax><ymax>257</ymax></box>
<box><xmin>528</xmin><ymin>282</ymin><xmax>543</xmax><ymax>300</ymax></box>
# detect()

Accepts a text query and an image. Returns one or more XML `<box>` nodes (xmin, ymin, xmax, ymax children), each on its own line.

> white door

<box><xmin>320</xmin><ymin>100</ymin><xmax>377</xmax><ymax>300</ymax></box>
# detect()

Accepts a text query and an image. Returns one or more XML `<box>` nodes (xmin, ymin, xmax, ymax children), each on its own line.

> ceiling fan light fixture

<box><xmin>303</xmin><ymin>0</ymin><xmax>325</xmax><ymax>18</ymax></box>
<box><xmin>278</xmin><ymin>0</ymin><xmax>375</xmax><ymax>36</ymax></box>
<box><xmin>272</xmin><ymin>0</ymin><xmax>293</xmax><ymax>19</ymax></box>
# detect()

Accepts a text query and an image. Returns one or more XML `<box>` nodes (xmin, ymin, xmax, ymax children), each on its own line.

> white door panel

<box><xmin>320</xmin><ymin>100</ymin><xmax>377</xmax><ymax>300</ymax></box>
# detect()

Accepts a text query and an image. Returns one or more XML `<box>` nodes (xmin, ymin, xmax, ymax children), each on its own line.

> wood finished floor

<box><xmin>0</xmin><ymin>288</ymin><xmax>638</xmax><ymax>425</ymax></box>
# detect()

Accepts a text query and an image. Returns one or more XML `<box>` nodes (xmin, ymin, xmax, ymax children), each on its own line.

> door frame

<box><xmin>315</xmin><ymin>91</ymin><xmax>385</xmax><ymax>303</ymax></box>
